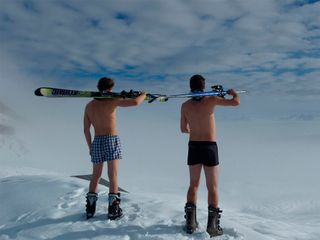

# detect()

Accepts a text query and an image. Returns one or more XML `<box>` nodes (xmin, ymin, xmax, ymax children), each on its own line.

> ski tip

<box><xmin>34</xmin><ymin>88</ymin><xmax>43</xmax><ymax>96</ymax></box>
<box><xmin>237</xmin><ymin>90</ymin><xmax>247</xmax><ymax>94</ymax></box>
<box><xmin>34</xmin><ymin>87</ymin><xmax>53</xmax><ymax>97</ymax></box>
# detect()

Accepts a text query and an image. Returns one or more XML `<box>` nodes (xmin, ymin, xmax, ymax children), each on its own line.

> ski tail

<box><xmin>146</xmin><ymin>94</ymin><xmax>168</xmax><ymax>103</ymax></box>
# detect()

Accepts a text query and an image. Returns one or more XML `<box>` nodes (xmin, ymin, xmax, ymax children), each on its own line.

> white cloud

<box><xmin>0</xmin><ymin>0</ymin><xmax>318</xmax><ymax>72</ymax></box>
<box><xmin>0</xmin><ymin>0</ymin><xmax>320</xmax><ymax>121</ymax></box>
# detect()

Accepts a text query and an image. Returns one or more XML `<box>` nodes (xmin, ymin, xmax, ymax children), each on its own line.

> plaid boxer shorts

<box><xmin>91</xmin><ymin>135</ymin><xmax>122</xmax><ymax>164</ymax></box>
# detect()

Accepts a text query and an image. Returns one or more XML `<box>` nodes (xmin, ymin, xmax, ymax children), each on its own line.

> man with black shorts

<box><xmin>84</xmin><ymin>77</ymin><xmax>146</xmax><ymax>220</ymax></box>
<box><xmin>180</xmin><ymin>74</ymin><xmax>240</xmax><ymax>236</ymax></box>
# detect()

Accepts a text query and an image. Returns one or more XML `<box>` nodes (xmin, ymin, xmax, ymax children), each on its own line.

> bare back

<box><xmin>85</xmin><ymin>99</ymin><xmax>119</xmax><ymax>136</ymax></box>
<box><xmin>181</xmin><ymin>97</ymin><xmax>217</xmax><ymax>141</ymax></box>
<box><xmin>180</xmin><ymin>93</ymin><xmax>240</xmax><ymax>141</ymax></box>
<box><xmin>83</xmin><ymin>91</ymin><xmax>146</xmax><ymax>153</ymax></box>
<box><xmin>84</xmin><ymin>92</ymin><xmax>146</xmax><ymax>140</ymax></box>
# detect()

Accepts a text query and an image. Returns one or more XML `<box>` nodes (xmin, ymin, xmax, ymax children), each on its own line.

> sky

<box><xmin>1</xmin><ymin>2</ymin><xmax>320</xmax><ymax>239</ymax></box>
<box><xmin>0</xmin><ymin>0</ymin><xmax>320</xmax><ymax>189</ymax></box>
<box><xmin>0</xmin><ymin>0</ymin><xmax>320</xmax><ymax>85</ymax></box>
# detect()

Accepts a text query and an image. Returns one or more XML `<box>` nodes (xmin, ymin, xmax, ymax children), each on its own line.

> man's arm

<box><xmin>83</xmin><ymin>107</ymin><xmax>92</xmax><ymax>154</ymax></box>
<box><xmin>210</xmin><ymin>89</ymin><xmax>240</xmax><ymax>106</ymax></box>
<box><xmin>180</xmin><ymin>104</ymin><xmax>190</xmax><ymax>133</ymax></box>
<box><xmin>117</xmin><ymin>92</ymin><xmax>147</xmax><ymax>107</ymax></box>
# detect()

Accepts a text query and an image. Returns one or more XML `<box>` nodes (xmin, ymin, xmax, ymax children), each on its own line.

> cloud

<box><xmin>0</xmin><ymin>101</ymin><xmax>19</xmax><ymax>119</ymax></box>
<box><xmin>1</xmin><ymin>1</ymin><xmax>319</xmax><ymax>74</ymax></box>
<box><xmin>0</xmin><ymin>124</ymin><xmax>14</xmax><ymax>135</ymax></box>
<box><xmin>0</xmin><ymin>0</ymin><xmax>319</xmax><ymax>123</ymax></box>
<box><xmin>0</xmin><ymin>110</ymin><xmax>26</xmax><ymax>157</ymax></box>
<box><xmin>0</xmin><ymin>101</ymin><xmax>17</xmax><ymax>136</ymax></box>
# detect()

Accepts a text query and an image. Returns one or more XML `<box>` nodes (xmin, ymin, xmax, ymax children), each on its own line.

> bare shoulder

<box><xmin>183</xmin><ymin>99</ymin><xmax>193</xmax><ymax>106</ymax></box>
<box><xmin>181</xmin><ymin>99</ymin><xmax>191</xmax><ymax>109</ymax></box>
<box><xmin>205</xmin><ymin>96</ymin><xmax>222</xmax><ymax>105</ymax></box>
<box><xmin>86</xmin><ymin>100</ymin><xmax>94</xmax><ymax>107</ymax></box>
<box><xmin>207</xmin><ymin>95</ymin><xmax>239</xmax><ymax>106</ymax></box>
<box><xmin>206</xmin><ymin>96</ymin><xmax>219</xmax><ymax>102</ymax></box>
<box><xmin>85</xmin><ymin>100</ymin><xmax>95</xmax><ymax>111</ymax></box>
<box><xmin>112</xmin><ymin>98</ymin><xmax>123</xmax><ymax>105</ymax></box>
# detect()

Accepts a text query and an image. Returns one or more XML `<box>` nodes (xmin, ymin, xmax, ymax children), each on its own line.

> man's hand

<box><xmin>228</xmin><ymin>89</ymin><xmax>238</xmax><ymax>97</ymax></box>
<box><xmin>139</xmin><ymin>91</ymin><xmax>147</xmax><ymax>96</ymax></box>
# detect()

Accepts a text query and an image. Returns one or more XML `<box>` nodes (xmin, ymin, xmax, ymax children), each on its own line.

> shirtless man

<box><xmin>180</xmin><ymin>75</ymin><xmax>240</xmax><ymax>236</ymax></box>
<box><xmin>83</xmin><ymin>77</ymin><xmax>146</xmax><ymax>220</ymax></box>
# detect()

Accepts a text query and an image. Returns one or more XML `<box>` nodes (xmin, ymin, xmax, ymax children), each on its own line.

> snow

<box><xmin>1</xmin><ymin>119</ymin><xmax>320</xmax><ymax>240</ymax></box>
<box><xmin>1</xmin><ymin>78</ymin><xmax>319</xmax><ymax>239</ymax></box>
<box><xmin>0</xmin><ymin>168</ymin><xmax>319</xmax><ymax>240</ymax></box>
<box><xmin>0</xmin><ymin>173</ymin><xmax>241</xmax><ymax>240</ymax></box>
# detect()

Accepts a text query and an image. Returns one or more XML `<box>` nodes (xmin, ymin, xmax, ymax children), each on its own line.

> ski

<box><xmin>163</xmin><ymin>85</ymin><xmax>246</xmax><ymax>100</ymax></box>
<box><xmin>71</xmin><ymin>175</ymin><xmax>129</xmax><ymax>193</ymax></box>
<box><xmin>166</xmin><ymin>90</ymin><xmax>245</xmax><ymax>99</ymax></box>
<box><xmin>34</xmin><ymin>85</ymin><xmax>246</xmax><ymax>103</ymax></box>
<box><xmin>34</xmin><ymin>87</ymin><xmax>167</xmax><ymax>103</ymax></box>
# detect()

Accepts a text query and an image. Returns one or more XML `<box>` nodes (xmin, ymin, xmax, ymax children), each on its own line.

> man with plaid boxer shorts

<box><xmin>84</xmin><ymin>77</ymin><xmax>146</xmax><ymax>220</ymax></box>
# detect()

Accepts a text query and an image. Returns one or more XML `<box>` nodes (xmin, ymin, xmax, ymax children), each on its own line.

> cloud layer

<box><xmin>0</xmin><ymin>0</ymin><xmax>319</xmax><ymax>123</ymax></box>
<box><xmin>1</xmin><ymin>1</ymin><xmax>320</xmax><ymax>86</ymax></box>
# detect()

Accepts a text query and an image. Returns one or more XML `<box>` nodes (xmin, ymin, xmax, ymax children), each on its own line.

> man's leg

<box><xmin>86</xmin><ymin>163</ymin><xmax>103</xmax><ymax>219</ymax></box>
<box><xmin>107</xmin><ymin>159</ymin><xmax>119</xmax><ymax>194</ymax></box>
<box><xmin>89</xmin><ymin>163</ymin><xmax>104</xmax><ymax>193</ymax></box>
<box><xmin>187</xmin><ymin>164</ymin><xmax>202</xmax><ymax>204</ymax></box>
<box><xmin>107</xmin><ymin>159</ymin><xmax>122</xmax><ymax>220</ymax></box>
<box><xmin>204</xmin><ymin>165</ymin><xmax>223</xmax><ymax>236</ymax></box>
<box><xmin>185</xmin><ymin>164</ymin><xmax>202</xmax><ymax>233</ymax></box>
<box><xmin>203</xmin><ymin>165</ymin><xmax>219</xmax><ymax>207</ymax></box>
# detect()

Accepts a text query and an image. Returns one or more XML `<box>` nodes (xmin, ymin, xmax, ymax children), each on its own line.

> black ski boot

<box><xmin>86</xmin><ymin>192</ymin><xmax>98</xmax><ymax>219</ymax></box>
<box><xmin>207</xmin><ymin>206</ymin><xmax>223</xmax><ymax>237</ymax></box>
<box><xmin>108</xmin><ymin>193</ymin><xmax>123</xmax><ymax>220</ymax></box>
<box><xmin>184</xmin><ymin>203</ymin><xmax>198</xmax><ymax>234</ymax></box>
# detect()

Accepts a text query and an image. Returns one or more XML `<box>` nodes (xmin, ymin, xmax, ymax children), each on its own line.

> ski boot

<box><xmin>207</xmin><ymin>206</ymin><xmax>223</xmax><ymax>237</ymax></box>
<box><xmin>184</xmin><ymin>202</ymin><xmax>198</xmax><ymax>234</ymax></box>
<box><xmin>86</xmin><ymin>192</ymin><xmax>98</xmax><ymax>219</ymax></box>
<box><xmin>108</xmin><ymin>193</ymin><xmax>123</xmax><ymax>220</ymax></box>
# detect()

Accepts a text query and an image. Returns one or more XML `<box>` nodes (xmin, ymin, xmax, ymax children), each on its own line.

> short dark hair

<box><xmin>97</xmin><ymin>77</ymin><xmax>114</xmax><ymax>92</ymax></box>
<box><xmin>190</xmin><ymin>74</ymin><xmax>205</xmax><ymax>92</ymax></box>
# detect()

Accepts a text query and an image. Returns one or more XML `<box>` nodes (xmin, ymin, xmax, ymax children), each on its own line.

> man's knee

<box><xmin>91</xmin><ymin>174</ymin><xmax>101</xmax><ymax>183</ymax></box>
<box><xmin>108</xmin><ymin>169</ymin><xmax>118</xmax><ymax>178</ymax></box>
<box><xmin>189</xmin><ymin>182</ymin><xmax>200</xmax><ymax>193</ymax></box>
<box><xmin>92</xmin><ymin>170</ymin><xmax>102</xmax><ymax>177</ymax></box>
<box><xmin>206</xmin><ymin>183</ymin><xmax>218</xmax><ymax>193</ymax></box>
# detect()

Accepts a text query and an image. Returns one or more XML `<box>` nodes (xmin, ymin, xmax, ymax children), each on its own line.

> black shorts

<box><xmin>187</xmin><ymin>141</ymin><xmax>219</xmax><ymax>167</ymax></box>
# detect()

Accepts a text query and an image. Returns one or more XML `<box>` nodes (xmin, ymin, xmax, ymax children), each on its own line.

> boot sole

<box><xmin>207</xmin><ymin>229</ymin><xmax>223</xmax><ymax>237</ymax></box>
<box><xmin>183</xmin><ymin>225</ymin><xmax>197</xmax><ymax>234</ymax></box>
<box><xmin>86</xmin><ymin>212</ymin><xmax>95</xmax><ymax>220</ymax></box>
<box><xmin>108</xmin><ymin>213</ymin><xmax>124</xmax><ymax>220</ymax></box>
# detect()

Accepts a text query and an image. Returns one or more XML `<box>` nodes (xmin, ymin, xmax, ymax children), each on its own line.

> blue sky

<box><xmin>1</xmin><ymin>0</ymin><xmax>320</xmax><ymax>89</ymax></box>
<box><xmin>0</xmin><ymin>0</ymin><xmax>320</xmax><ymax>129</ymax></box>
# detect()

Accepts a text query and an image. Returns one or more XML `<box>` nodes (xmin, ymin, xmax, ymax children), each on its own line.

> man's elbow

<box><xmin>132</xmin><ymin>100</ymin><xmax>140</xmax><ymax>106</ymax></box>
<box><xmin>232</xmin><ymin>99</ymin><xmax>240</xmax><ymax>106</ymax></box>
<box><xmin>180</xmin><ymin>127</ymin><xmax>189</xmax><ymax>133</ymax></box>
<box><xmin>133</xmin><ymin>97</ymin><xmax>145</xmax><ymax>106</ymax></box>
<box><xmin>84</xmin><ymin>128</ymin><xmax>90</xmax><ymax>135</ymax></box>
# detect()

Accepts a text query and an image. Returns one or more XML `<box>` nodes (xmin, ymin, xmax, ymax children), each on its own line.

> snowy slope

<box><xmin>0</xmin><ymin>170</ymin><xmax>319</xmax><ymax>240</ymax></box>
